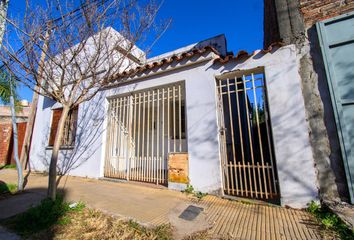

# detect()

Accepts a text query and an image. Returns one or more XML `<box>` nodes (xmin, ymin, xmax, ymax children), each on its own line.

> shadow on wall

<box><xmin>34</xmin><ymin>92</ymin><xmax>107</xmax><ymax>186</ymax></box>
<box><xmin>186</xmin><ymin>102</ymin><xmax>221</xmax><ymax>192</ymax></box>
<box><xmin>265</xmin><ymin>63</ymin><xmax>319</xmax><ymax>201</ymax></box>
<box><xmin>187</xmin><ymin>102</ymin><xmax>219</xmax><ymax>161</ymax></box>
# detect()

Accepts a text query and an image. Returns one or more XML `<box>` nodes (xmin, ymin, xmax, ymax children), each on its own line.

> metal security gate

<box><xmin>317</xmin><ymin>12</ymin><xmax>354</xmax><ymax>203</ymax></box>
<box><xmin>217</xmin><ymin>69</ymin><xmax>280</xmax><ymax>201</ymax></box>
<box><xmin>104</xmin><ymin>83</ymin><xmax>187</xmax><ymax>185</ymax></box>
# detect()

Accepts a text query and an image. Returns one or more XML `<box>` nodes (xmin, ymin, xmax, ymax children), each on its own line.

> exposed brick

<box><xmin>299</xmin><ymin>0</ymin><xmax>354</xmax><ymax>27</ymax></box>
<box><xmin>0</xmin><ymin>122</ymin><xmax>27</xmax><ymax>166</ymax></box>
<box><xmin>0</xmin><ymin>124</ymin><xmax>12</xmax><ymax>165</ymax></box>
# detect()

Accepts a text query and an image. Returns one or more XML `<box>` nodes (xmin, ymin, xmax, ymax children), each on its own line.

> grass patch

<box><xmin>33</xmin><ymin>209</ymin><xmax>173</xmax><ymax>240</ymax></box>
<box><xmin>3</xmin><ymin>196</ymin><xmax>174</xmax><ymax>240</ymax></box>
<box><xmin>307</xmin><ymin>201</ymin><xmax>354</xmax><ymax>240</ymax></box>
<box><xmin>182</xmin><ymin>184</ymin><xmax>195</xmax><ymax>194</ymax></box>
<box><xmin>2</xmin><ymin>195</ymin><xmax>85</xmax><ymax>238</ymax></box>
<box><xmin>0</xmin><ymin>183</ymin><xmax>17</xmax><ymax>194</ymax></box>
<box><xmin>182</xmin><ymin>229</ymin><xmax>210</xmax><ymax>240</ymax></box>
<box><xmin>0</xmin><ymin>164</ymin><xmax>16</xmax><ymax>169</ymax></box>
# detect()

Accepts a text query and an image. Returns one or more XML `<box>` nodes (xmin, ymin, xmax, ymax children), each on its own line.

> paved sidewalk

<box><xmin>0</xmin><ymin>169</ymin><xmax>327</xmax><ymax>239</ymax></box>
<box><xmin>0</xmin><ymin>226</ymin><xmax>20</xmax><ymax>240</ymax></box>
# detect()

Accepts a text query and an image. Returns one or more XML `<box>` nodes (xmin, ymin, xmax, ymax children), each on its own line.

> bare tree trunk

<box><xmin>1</xmin><ymin>0</ymin><xmax>164</xmax><ymax>199</ymax></box>
<box><xmin>20</xmin><ymin>26</ymin><xmax>51</xmax><ymax>173</ymax></box>
<box><xmin>10</xmin><ymin>78</ymin><xmax>23</xmax><ymax>191</ymax></box>
<box><xmin>0</xmin><ymin>0</ymin><xmax>9</xmax><ymax>48</ymax></box>
<box><xmin>47</xmin><ymin>105</ymin><xmax>70</xmax><ymax>200</ymax></box>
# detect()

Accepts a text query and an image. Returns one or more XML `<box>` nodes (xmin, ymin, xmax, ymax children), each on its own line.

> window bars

<box><xmin>49</xmin><ymin>107</ymin><xmax>78</xmax><ymax>147</ymax></box>
<box><xmin>217</xmin><ymin>71</ymin><xmax>279</xmax><ymax>201</ymax></box>
<box><xmin>104</xmin><ymin>83</ymin><xmax>187</xmax><ymax>185</ymax></box>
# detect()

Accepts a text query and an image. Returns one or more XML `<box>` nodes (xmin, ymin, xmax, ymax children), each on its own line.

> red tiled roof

<box><xmin>215</xmin><ymin>42</ymin><xmax>285</xmax><ymax>63</ymax></box>
<box><xmin>107</xmin><ymin>42</ymin><xmax>284</xmax><ymax>82</ymax></box>
<box><xmin>107</xmin><ymin>46</ymin><xmax>220</xmax><ymax>82</ymax></box>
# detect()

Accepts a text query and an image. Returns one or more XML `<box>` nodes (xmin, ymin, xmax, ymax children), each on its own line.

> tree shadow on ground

<box><xmin>0</xmin><ymin>186</ymin><xmax>71</xmax><ymax>240</ymax></box>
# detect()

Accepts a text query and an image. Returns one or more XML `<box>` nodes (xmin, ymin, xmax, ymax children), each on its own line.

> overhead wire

<box><xmin>0</xmin><ymin>0</ymin><xmax>109</xmax><ymax>70</ymax></box>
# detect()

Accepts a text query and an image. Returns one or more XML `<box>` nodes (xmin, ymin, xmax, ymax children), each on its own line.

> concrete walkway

<box><xmin>0</xmin><ymin>226</ymin><xmax>20</xmax><ymax>240</ymax></box>
<box><xmin>0</xmin><ymin>169</ymin><xmax>327</xmax><ymax>239</ymax></box>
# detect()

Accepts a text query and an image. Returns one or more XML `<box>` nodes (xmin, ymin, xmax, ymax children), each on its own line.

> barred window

<box><xmin>48</xmin><ymin>107</ymin><xmax>78</xmax><ymax>147</ymax></box>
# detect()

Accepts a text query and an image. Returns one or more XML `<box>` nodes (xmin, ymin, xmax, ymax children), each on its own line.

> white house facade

<box><xmin>29</xmin><ymin>33</ymin><xmax>318</xmax><ymax>208</ymax></box>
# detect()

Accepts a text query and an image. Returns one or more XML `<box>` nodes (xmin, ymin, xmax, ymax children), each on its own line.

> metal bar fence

<box><xmin>104</xmin><ymin>83</ymin><xmax>186</xmax><ymax>185</ymax></box>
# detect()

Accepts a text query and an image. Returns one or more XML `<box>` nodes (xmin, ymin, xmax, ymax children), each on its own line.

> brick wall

<box><xmin>16</xmin><ymin>122</ymin><xmax>27</xmax><ymax>165</ymax></box>
<box><xmin>0</xmin><ymin>122</ymin><xmax>27</xmax><ymax>166</ymax></box>
<box><xmin>264</xmin><ymin>0</ymin><xmax>354</xmax><ymax>47</ymax></box>
<box><xmin>0</xmin><ymin>123</ymin><xmax>12</xmax><ymax>165</ymax></box>
<box><xmin>300</xmin><ymin>0</ymin><xmax>354</xmax><ymax>27</ymax></box>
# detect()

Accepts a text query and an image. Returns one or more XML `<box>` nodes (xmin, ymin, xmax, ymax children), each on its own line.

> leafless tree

<box><xmin>0</xmin><ymin>0</ymin><xmax>168</xmax><ymax>200</ymax></box>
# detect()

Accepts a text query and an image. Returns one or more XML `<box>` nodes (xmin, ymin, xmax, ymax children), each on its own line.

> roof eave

<box><xmin>102</xmin><ymin>51</ymin><xmax>217</xmax><ymax>90</ymax></box>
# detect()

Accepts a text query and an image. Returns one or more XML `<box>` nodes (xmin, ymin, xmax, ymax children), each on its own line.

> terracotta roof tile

<box><xmin>215</xmin><ymin>42</ymin><xmax>285</xmax><ymax>63</ymax></box>
<box><xmin>107</xmin><ymin>42</ymin><xmax>284</xmax><ymax>83</ymax></box>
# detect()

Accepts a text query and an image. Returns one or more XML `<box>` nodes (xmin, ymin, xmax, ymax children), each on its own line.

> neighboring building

<box><xmin>0</xmin><ymin>101</ymin><xmax>31</xmax><ymax>166</ymax></box>
<box><xmin>0</xmin><ymin>100</ymin><xmax>31</xmax><ymax>123</ymax></box>
<box><xmin>29</xmin><ymin>27</ymin><xmax>319</xmax><ymax>208</ymax></box>
<box><xmin>264</xmin><ymin>0</ymin><xmax>354</xmax><ymax>204</ymax></box>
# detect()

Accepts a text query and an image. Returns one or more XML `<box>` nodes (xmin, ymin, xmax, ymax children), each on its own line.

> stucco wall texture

<box><xmin>29</xmin><ymin>45</ymin><xmax>318</xmax><ymax>208</ymax></box>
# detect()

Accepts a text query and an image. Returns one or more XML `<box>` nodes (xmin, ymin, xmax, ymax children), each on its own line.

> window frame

<box><xmin>48</xmin><ymin>107</ymin><xmax>78</xmax><ymax>148</ymax></box>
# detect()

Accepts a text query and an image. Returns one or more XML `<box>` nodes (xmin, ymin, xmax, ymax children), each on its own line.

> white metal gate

<box><xmin>104</xmin><ymin>83</ymin><xmax>187</xmax><ymax>185</ymax></box>
<box><xmin>217</xmin><ymin>69</ymin><xmax>280</xmax><ymax>201</ymax></box>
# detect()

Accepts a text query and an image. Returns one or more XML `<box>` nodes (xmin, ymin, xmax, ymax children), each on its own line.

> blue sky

<box><xmin>8</xmin><ymin>0</ymin><xmax>264</xmax><ymax>101</ymax></box>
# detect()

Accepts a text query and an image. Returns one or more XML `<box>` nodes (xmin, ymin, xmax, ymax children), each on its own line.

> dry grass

<box><xmin>30</xmin><ymin>208</ymin><xmax>173</xmax><ymax>240</ymax></box>
<box><xmin>182</xmin><ymin>230</ymin><xmax>211</xmax><ymax>240</ymax></box>
<box><xmin>3</xmin><ymin>196</ymin><xmax>210</xmax><ymax>240</ymax></box>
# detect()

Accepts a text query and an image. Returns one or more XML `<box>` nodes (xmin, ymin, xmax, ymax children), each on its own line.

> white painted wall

<box><xmin>266</xmin><ymin>46</ymin><xmax>319</xmax><ymax>208</ymax></box>
<box><xmin>30</xmin><ymin>91</ymin><xmax>107</xmax><ymax>178</ymax></box>
<box><xmin>29</xmin><ymin>45</ymin><xmax>318</xmax><ymax>208</ymax></box>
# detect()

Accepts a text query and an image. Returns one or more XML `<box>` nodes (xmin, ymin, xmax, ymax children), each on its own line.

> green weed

<box><xmin>127</xmin><ymin>219</ymin><xmax>143</xmax><ymax>232</ymax></box>
<box><xmin>151</xmin><ymin>224</ymin><xmax>173</xmax><ymax>240</ymax></box>
<box><xmin>308</xmin><ymin>200</ymin><xmax>320</xmax><ymax>214</ymax></box>
<box><xmin>0</xmin><ymin>183</ymin><xmax>17</xmax><ymax>194</ymax></box>
<box><xmin>182</xmin><ymin>185</ymin><xmax>207</xmax><ymax>200</ymax></box>
<box><xmin>182</xmin><ymin>184</ymin><xmax>194</xmax><ymax>194</ymax></box>
<box><xmin>69</xmin><ymin>201</ymin><xmax>86</xmax><ymax>212</ymax></box>
<box><xmin>194</xmin><ymin>191</ymin><xmax>207</xmax><ymax>200</ymax></box>
<box><xmin>307</xmin><ymin>201</ymin><xmax>354</xmax><ymax>240</ymax></box>
<box><xmin>0</xmin><ymin>164</ymin><xmax>16</xmax><ymax>169</ymax></box>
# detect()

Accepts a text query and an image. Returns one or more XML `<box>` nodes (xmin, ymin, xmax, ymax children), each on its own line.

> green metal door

<box><xmin>317</xmin><ymin>11</ymin><xmax>354</xmax><ymax>203</ymax></box>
